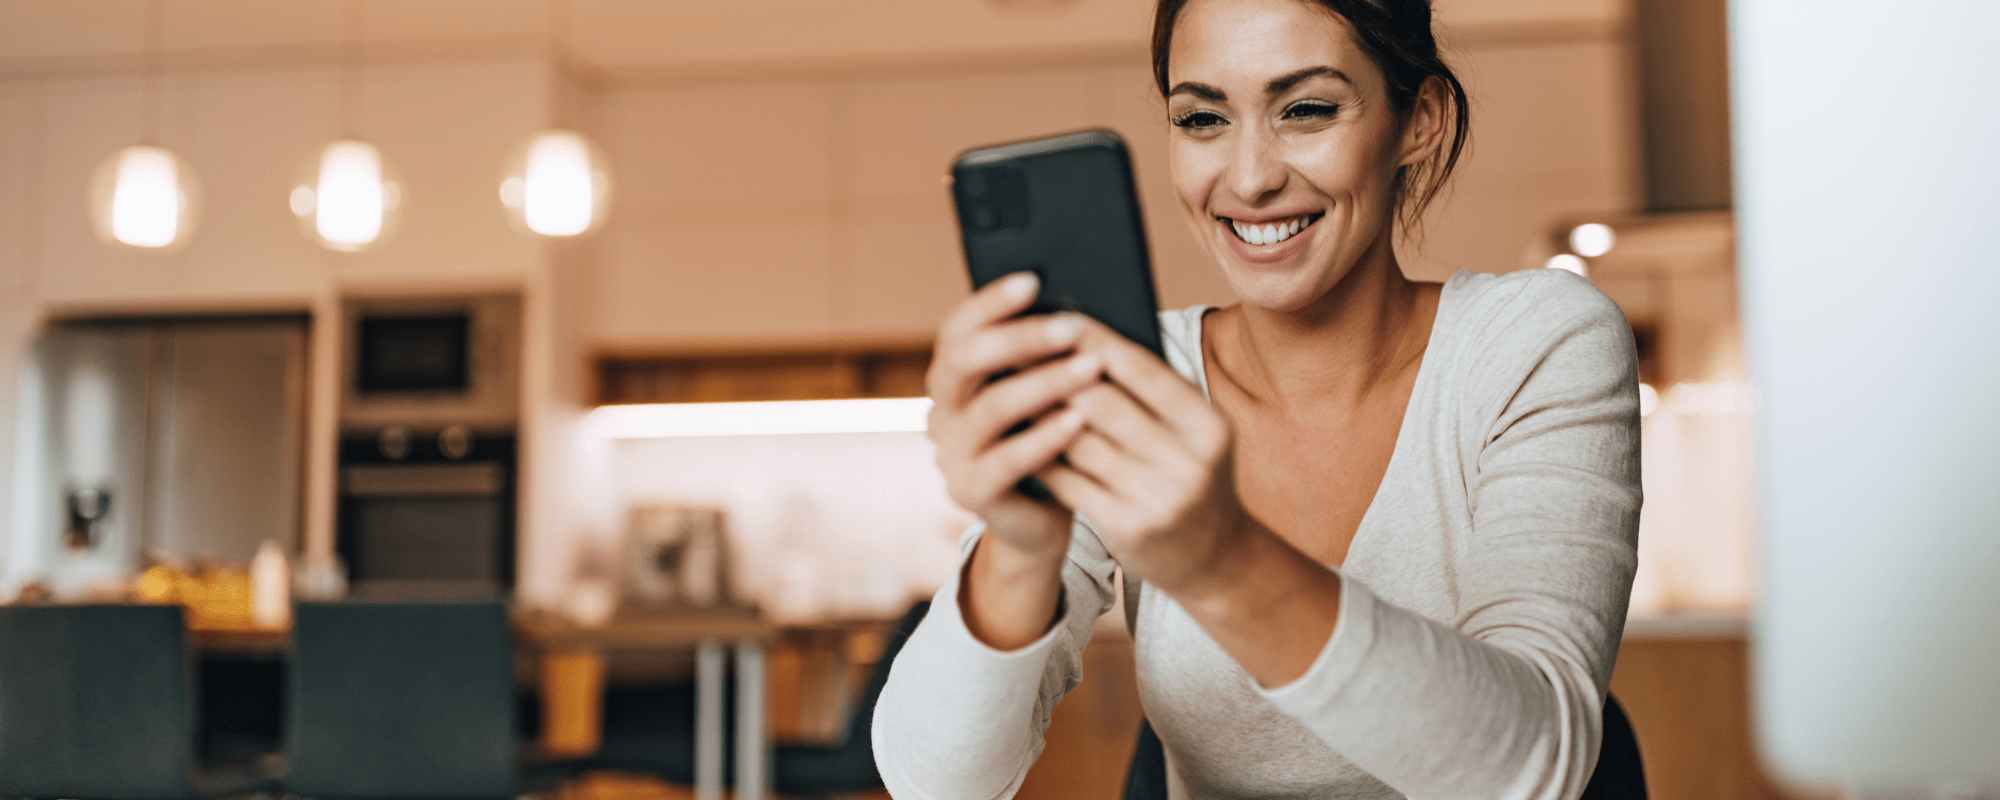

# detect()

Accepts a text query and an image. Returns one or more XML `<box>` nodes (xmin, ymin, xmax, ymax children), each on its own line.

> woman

<box><xmin>875</xmin><ymin>0</ymin><xmax>1641</xmax><ymax>796</ymax></box>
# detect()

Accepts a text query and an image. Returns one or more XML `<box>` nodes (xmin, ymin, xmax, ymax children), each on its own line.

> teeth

<box><xmin>1229</xmin><ymin>214</ymin><xmax>1315</xmax><ymax>246</ymax></box>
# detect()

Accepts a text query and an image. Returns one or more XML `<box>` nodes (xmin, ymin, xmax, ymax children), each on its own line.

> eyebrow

<box><xmin>1166</xmin><ymin>66</ymin><xmax>1354</xmax><ymax>102</ymax></box>
<box><xmin>1267</xmin><ymin>66</ymin><xmax>1352</xmax><ymax>96</ymax></box>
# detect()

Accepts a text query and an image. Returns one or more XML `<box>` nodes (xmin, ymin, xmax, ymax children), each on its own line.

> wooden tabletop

<box><xmin>190</xmin><ymin>605</ymin><xmax>774</xmax><ymax>656</ymax></box>
<box><xmin>522</xmin><ymin>606</ymin><xmax>773</xmax><ymax>651</ymax></box>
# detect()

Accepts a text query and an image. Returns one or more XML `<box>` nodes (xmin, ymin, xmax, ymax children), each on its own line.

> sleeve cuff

<box><xmin>1254</xmin><ymin>570</ymin><xmax>1380</xmax><ymax>708</ymax></box>
<box><xmin>926</xmin><ymin>560</ymin><xmax>1070</xmax><ymax>662</ymax></box>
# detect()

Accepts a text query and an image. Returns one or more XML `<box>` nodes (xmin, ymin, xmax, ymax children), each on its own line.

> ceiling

<box><xmin>0</xmin><ymin>0</ymin><xmax>1623</xmax><ymax>81</ymax></box>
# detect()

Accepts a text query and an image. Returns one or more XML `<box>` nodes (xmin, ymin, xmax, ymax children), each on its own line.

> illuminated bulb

<box><xmin>1639</xmin><ymin>382</ymin><xmax>1659</xmax><ymax>417</ymax></box>
<box><xmin>1569</xmin><ymin>223</ymin><xmax>1616</xmax><ymax>258</ymax></box>
<box><xmin>89</xmin><ymin>145</ymin><xmax>199</xmax><ymax>250</ymax></box>
<box><xmin>500</xmin><ymin>129</ymin><xmax>611</xmax><ymax>237</ymax></box>
<box><xmin>590</xmin><ymin>398</ymin><xmax>933</xmax><ymax>438</ymax></box>
<box><xmin>1545</xmin><ymin>253</ymin><xmax>1588</xmax><ymax>276</ymax></box>
<box><xmin>291</xmin><ymin>140</ymin><xmax>402</xmax><ymax>252</ymax></box>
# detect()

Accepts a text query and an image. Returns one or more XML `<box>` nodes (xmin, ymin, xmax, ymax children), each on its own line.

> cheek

<box><xmin>1169</xmin><ymin>139</ymin><xmax>1223</xmax><ymax>213</ymax></box>
<box><xmin>1289</xmin><ymin>135</ymin><xmax>1394</xmax><ymax>202</ymax></box>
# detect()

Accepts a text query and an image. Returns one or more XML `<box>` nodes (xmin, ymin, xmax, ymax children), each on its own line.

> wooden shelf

<box><xmin>596</xmin><ymin>343</ymin><xmax>932</xmax><ymax>405</ymax></box>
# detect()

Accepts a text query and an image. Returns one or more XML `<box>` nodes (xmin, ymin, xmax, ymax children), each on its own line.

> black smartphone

<box><xmin>949</xmin><ymin>129</ymin><xmax>1164</xmax><ymax>500</ymax></box>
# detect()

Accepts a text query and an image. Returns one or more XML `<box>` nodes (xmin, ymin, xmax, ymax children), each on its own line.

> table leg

<box><xmin>735</xmin><ymin>639</ymin><xmax>769</xmax><ymax>800</ymax></box>
<box><xmin>695</xmin><ymin>639</ymin><xmax>725</xmax><ymax>800</ymax></box>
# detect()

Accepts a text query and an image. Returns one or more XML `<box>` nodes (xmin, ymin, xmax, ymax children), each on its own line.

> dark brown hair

<box><xmin>1151</xmin><ymin>0</ymin><xmax>1471</xmax><ymax>230</ymax></box>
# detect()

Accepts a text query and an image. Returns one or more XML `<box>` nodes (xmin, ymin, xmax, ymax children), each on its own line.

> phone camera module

<box><xmin>958</xmin><ymin>165</ymin><xmax>1030</xmax><ymax>233</ymax></box>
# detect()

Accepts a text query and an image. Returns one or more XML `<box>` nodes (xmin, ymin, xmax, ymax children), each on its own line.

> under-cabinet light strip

<box><xmin>589</xmin><ymin>397</ymin><xmax>933</xmax><ymax>438</ymax></box>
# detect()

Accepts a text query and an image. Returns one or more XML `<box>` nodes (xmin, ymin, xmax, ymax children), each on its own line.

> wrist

<box><xmin>960</xmin><ymin>534</ymin><xmax>1066</xmax><ymax>651</ymax></box>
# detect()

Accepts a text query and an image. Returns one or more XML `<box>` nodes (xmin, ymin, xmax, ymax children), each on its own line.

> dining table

<box><xmin>192</xmin><ymin>604</ymin><xmax>776</xmax><ymax>800</ymax></box>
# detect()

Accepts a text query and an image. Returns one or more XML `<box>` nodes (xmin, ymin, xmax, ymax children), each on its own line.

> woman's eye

<box><xmin>1172</xmin><ymin>110</ymin><xmax>1227</xmax><ymax>130</ymax></box>
<box><xmin>1282</xmin><ymin>101</ymin><xmax>1340</xmax><ymax>121</ymax></box>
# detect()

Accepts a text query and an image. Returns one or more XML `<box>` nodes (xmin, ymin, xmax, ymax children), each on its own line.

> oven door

<box><xmin>338</xmin><ymin>462</ymin><xmax>513</xmax><ymax>594</ymax></box>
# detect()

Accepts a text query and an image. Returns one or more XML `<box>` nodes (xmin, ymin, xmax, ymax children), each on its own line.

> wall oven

<box><xmin>338</xmin><ymin>432</ymin><xmax>514</xmax><ymax>593</ymax></box>
<box><xmin>336</xmin><ymin>294</ymin><xmax>520</xmax><ymax>594</ymax></box>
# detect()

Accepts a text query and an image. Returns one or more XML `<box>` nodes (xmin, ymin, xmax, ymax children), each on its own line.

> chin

<box><xmin>1217</xmin><ymin>263</ymin><xmax>1342</xmax><ymax>314</ymax></box>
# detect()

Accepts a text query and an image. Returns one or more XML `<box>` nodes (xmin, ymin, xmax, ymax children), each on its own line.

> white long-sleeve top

<box><xmin>873</xmin><ymin>269</ymin><xmax>1643</xmax><ymax>800</ymax></box>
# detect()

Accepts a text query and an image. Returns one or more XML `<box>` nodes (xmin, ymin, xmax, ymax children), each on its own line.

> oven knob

<box><xmin>439</xmin><ymin>425</ymin><xmax>474</xmax><ymax>460</ymax></box>
<box><xmin>378</xmin><ymin>426</ymin><xmax>412</xmax><ymax>460</ymax></box>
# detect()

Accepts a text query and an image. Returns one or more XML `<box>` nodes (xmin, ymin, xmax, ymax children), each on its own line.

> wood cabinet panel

<box><xmin>597</xmin><ymin>346</ymin><xmax>930</xmax><ymax>404</ymax></box>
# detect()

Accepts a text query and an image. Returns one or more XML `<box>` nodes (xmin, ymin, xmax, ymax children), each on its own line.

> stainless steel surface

<box><xmin>696</xmin><ymin>641</ymin><xmax>725</xmax><ymax>800</ymax></box>
<box><xmin>341</xmin><ymin>463</ymin><xmax>501</xmax><ymax>497</ymax></box>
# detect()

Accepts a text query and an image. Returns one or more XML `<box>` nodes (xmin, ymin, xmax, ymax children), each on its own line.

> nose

<box><xmin>1224</xmin><ymin>124</ymin><xmax>1286</xmax><ymax>205</ymax></box>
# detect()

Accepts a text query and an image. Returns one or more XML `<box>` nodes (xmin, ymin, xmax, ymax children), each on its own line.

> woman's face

<box><xmin>1166</xmin><ymin>0</ymin><xmax>1431</xmax><ymax>312</ymax></box>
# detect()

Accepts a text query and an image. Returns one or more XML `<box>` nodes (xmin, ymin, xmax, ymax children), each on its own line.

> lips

<box><xmin>1223</xmin><ymin>212</ymin><xmax>1323</xmax><ymax>246</ymax></box>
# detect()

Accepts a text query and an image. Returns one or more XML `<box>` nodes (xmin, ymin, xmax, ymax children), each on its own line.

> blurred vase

<box><xmin>251</xmin><ymin>540</ymin><xmax>291</xmax><ymax>629</ymax></box>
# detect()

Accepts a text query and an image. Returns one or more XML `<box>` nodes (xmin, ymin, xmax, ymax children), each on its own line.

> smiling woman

<box><xmin>874</xmin><ymin>0</ymin><xmax>1641</xmax><ymax>798</ymax></box>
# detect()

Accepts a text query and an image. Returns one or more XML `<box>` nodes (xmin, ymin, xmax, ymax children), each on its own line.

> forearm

<box><xmin>962</xmin><ymin>533</ymin><xmax>1067</xmax><ymax>650</ymax></box>
<box><xmin>875</xmin><ymin>521</ymin><xmax>1118</xmax><ymax>800</ymax></box>
<box><xmin>1170</xmin><ymin>521</ymin><xmax>1343</xmax><ymax>687</ymax></box>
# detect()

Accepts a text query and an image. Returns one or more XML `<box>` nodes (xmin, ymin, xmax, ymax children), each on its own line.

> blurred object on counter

<box><xmin>11</xmin><ymin>583</ymin><xmax>56</xmax><ymax>605</ymax></box>
<box><xmin>189</xmin><ymin>567</ymin><xmax>252</xmax><ymax>630</ymax></box>
<box><xmin>250</xmin><ymin>540</ymin><xmax>290</xmax><ymax>629</ymax></box>
<box><xmin>133</xmin><ymin>564</ymin><xmax>177</xmax><ymax>603</ymax></box>
<box><xmin>566</xmin><ymin>540</ymin><xmax>621</xmax><ymax>628</ymax></box>
<box><xmin>293</xmin><ymin>551</ymin><xmax>349</xmax><ymax>600</ymax></box>
<box><xmin>626</xmin><ymin>505</ymin><xmax>735</xmax><ymax>610</ymax></box>
<box><xmin>130</xmin><ymin>562</ymin><xmax>266</xmax><ymax>631</ymax></box>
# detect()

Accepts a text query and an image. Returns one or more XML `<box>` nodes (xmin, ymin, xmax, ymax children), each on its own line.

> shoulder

<box><xmin>1438</xmin><ymin>268</ymin><xmax>1630</xmax><ymax>346</ymax></box>
<box><xmin>1430</xmin><ymin>269</ymin><xmax>1637</xmax><ymax>408</ymax></box>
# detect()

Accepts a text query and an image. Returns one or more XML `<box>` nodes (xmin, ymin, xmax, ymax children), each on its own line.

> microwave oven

<box><xmin>340</xmin><ymin>294</ymin><xmax>520</xmax><ymax>433</ymax></box>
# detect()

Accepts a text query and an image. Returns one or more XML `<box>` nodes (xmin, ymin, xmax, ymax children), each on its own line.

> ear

<box><xmin>1396</xmin><ymin>76</ymin><xmax>1449</xmax><ymax>168</ymax></box>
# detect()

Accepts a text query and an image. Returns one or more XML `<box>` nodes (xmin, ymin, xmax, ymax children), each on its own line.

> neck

<box><xmin>1221</xmin><ymin>229</ymin><xmax>1430</xmax><ymax>409</ymax></box>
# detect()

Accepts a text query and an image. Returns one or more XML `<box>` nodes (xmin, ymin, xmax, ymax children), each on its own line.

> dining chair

<box><xmin>0</xmin><ymin>604</ymin><xmax>278</xmax><ymax>800</ymax></box>
<box><xmin>1120</xmin><ymin>693</ymin><xmax>1647</xmax><ymax>799</ymax></box>
<box><xmin>286</xmin><ymin>600</ymin><xmax>518</xmax><ymax>799</ymax></box>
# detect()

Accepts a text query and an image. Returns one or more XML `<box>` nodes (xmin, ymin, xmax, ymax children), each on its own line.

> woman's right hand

<box><xmin>927</xmin><ymin>272</ymin><xmax>1105</xmax><ymax>648</ymax></box>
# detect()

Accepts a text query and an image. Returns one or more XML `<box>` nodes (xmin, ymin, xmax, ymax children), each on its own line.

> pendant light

<box><xmin>291</xmin><ymin>0</ymin><xmax>402</xmax><ymax>252</ymax></box>
<box><xmin>89</xmin><ymin>0</ymin><xmax>200</xmax><ymax>251</ymax></box>
<box><xmin>498</xmin><ymin>0</ymin><xmax>612</xmax><ymax>238</ymax></box>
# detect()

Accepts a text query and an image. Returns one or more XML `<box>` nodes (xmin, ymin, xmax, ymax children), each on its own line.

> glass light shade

<box><xmin>1569</xmin><ymin>222</ymin><xmax>1616</xmax><ymax>257</ymax></box>
<box><xmin>499</xmin><ymin>129</ymin><xmax>612</xmax><ymax>237</ymax></box>
<box><xmin>290</xmin><ymin>140</ymin><xmax>402</xmax><ymax>252</ymax></box>
<box><xmin>89</xmin><ymin>145</ymin><xmax>200</xmax><ymax>250</ymax></box>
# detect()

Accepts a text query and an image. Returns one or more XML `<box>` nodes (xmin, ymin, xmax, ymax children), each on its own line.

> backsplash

<box><xmin>608</xmin><ymin>431</ymin><xmax>970</xmax><ymax>622</ymax></box>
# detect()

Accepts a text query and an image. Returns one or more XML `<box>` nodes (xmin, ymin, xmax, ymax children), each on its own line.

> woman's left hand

<box><xmin>1037</xmin><ymin>317</ymin><xmax>1252</xmax><ymax>598</ymax></box>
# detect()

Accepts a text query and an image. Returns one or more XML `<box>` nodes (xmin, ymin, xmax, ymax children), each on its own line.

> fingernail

<box><xmin>1046</xmin><ymin>314</ymin><xmax>1083</xmax><ymax>343</ymax></box>
<box><xmin>1069</xmin><ymin>352</ymin><xmax>1102</xmax><ymax>376</ymax></box>
<box><xmin>1059</xmin><ymin>407</ymin><xmax>1086</xmax><ymax>428</ymax></box>
<box><xmin>1002</xmin><ymin>272</ymin><xmax>1039</xmax><ymax>299</ymax></box>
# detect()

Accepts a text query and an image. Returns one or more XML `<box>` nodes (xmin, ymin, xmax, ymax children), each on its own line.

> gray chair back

<box><xmin>0</xmin><ymin>604</ymin><xmax>198</xmax><ymax>800</ymax></box>
<box><xmin>286</xmin><ymin>601</ymin><xmax>516</xmax><ymax>799</ymax></box>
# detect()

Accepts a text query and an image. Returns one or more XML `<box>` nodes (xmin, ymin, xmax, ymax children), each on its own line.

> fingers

<box><xmin>1078</xmin><ymin>322</ymin><xmax>1221</xmax><ymax>448</ymax></box>
<box><xmin>1037</xmin><ymin>461</ymin><xmax>1119</xmax><ymax>519</ymax></box>
<box><xmin>959</xmin><ymin>406</ymin><xmax>1086</xmax><ymax>509</ymax></box>
<box><xmin>941</xmin><ymin>271</ymin><xmax>1040</xmax><ymax>339</ymax></box>
<box><xmin>957</xmin><ymin>351</ymin><xmax>1103</xmax><ymax>451</ymax></box>
<box><xmin>1072</xmin><ymin>380</ymin><xmax>1176</xmax><ymax>462</ymax></box>
<box><xmin>928</xmin><ymin>314</ymin><xmax>1086</xmax><ymax>410</ymax></box>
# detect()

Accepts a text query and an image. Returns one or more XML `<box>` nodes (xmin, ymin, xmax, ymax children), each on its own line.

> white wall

<box><xmin>582</xmin><ymin>6</ymin><xmax>1639</xmax><ymax>349</ymax></box>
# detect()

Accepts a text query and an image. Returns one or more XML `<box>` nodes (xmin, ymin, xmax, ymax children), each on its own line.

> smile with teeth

<box><xmin>1226</xmin><ymin>213</ymin><xmax>1322</xmax><ymax>246</ymax></box>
